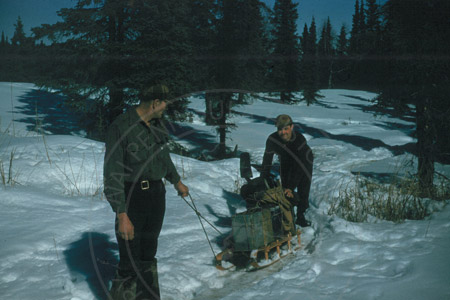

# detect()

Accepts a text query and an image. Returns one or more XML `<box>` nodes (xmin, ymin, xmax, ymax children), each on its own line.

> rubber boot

<box><xmin>295</xmin><ymin>213</ymin><xmax>311</xmax><ymax>227</ymax></box>
<box><xmin>136</xmin><ymin>259</ymin><xmax>160</xmax><ymax>300</ymax></box>
<box><xmin>109</xmin><ymin>270</ymin><xmax>137</xmax><ymax>300</ymax></box>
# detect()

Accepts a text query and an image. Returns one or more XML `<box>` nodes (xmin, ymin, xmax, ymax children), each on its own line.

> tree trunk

<box><xmin>217</xmin><ymin>93</ymin><xmax>231</xmax><ymax>158</ymax></box>
<box><xmin>107</xmin><ymin>85</ymin><xmax>124</xmax><ymax>125</ymax></box>
<box><xmin>328</xmin><ymin>60</ymin><xmax>334</xmax><ymax>89</ymax></box>
<box><xmin>205</xmin><ymin>92</ymin><xmax>214</xmax><ymax>125</ymax></box>
<box><xmin>416</xmin><ymin>99</ymin><xmax>435</xmax><ymax>194</ymax></box>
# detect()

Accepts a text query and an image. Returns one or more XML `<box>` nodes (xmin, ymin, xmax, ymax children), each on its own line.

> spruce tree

<box><xmin>32</xmin><ymin>0</ymin><xmax>194</xmax><ymax>136</ymax></box>
<box><xmin>359</xmin><ymin>0</ymin><xmax>366</xmax><ymax>36</ymax></box>
<box><xmin>377</xmin><ymin>0</ymin><xmax>450</xmax><ymax>192</ymax></box>
<box><xmin>205</xmin><ymin>0</ymin><xmax>240</xmax><ymax>158</ymax></box>
<box><xmin>333</xmin><ymin>24</ymin><xmax>351</xmax><ymax>87</ymax></box>
<box><xmin>207</xmin><ymin>0</ymin><xmax>269</xmax><ymax>158</ymax></box>
<box><xmin>32</xmin><ymin>0</ymin><xmax>135</xmax><ymax>134</ymax></box>
<box><xmin>336</xmin><ymin>25</ymin><xmax>348</xmax><ymax>56</ymax></box>
<box><xmin>11</xmin><ymin>16</ymin><xmax>29</xmax><ymax>47</ymax></box>
<box><xmin>300</xmin><ymin>17</ymin><xmax>322</xmax><ymax>105</ymax></box>
<box><xmin>318</xmin><ymin>18</ymin><xmax>333</xmax><ymax>57</ymax></box>
<box><xmin>300</xmin><ymin>23</ymin><xmax>309</xmax><ymax>56</ymax></box>
<box><xmin>349</xmin><ymin>0</ymin><xmax>361</xmax><ymax>54</ymax></box>
<box><xmin>364</xmin><ymin>0</ymin><xmax>381</xmax><ymax>53</ymax></box>
<box><xmin>318</xmin><ymin>18</ymin><xmax>334</xmax><ymax>87</ymax></box>
<box><xmin>128</xmin><ymin>0</ymin><xmax>194</xmax><ymax>120</ymax></box>
<box><xmin>270</xmin><ymin>0</ymin><xmax>300</xmax><ymax>103</ymax></box>
<box><xmin>237</xmin><ymin>0</ymin><xmax>270</xmax><ymax>91</ymax></box>
<box><xmin>190</xmin><ymin>0</ymin><xmax>218</xmax><ymax>91</ymax></box>
<box><xmin>365</xmin><ymin>0</ymin><xmax>380</xmax><ymax>33</ymax></box>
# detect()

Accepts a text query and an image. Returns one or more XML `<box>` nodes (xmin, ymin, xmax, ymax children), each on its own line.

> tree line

<box><xmin>0</xmin><ymin>0</ymin><xmax>448</xmax><ymax>191</ymax></box>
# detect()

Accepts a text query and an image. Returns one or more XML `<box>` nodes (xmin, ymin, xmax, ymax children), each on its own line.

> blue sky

<box><xmin>0</xmin><ymin>0</ymin><xmax>383</xmax><ymax>41</ymax></box>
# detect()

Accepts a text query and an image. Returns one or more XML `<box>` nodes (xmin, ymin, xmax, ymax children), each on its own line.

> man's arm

<box><xmin>160</xmin><ymin>140</ymin><xmax>188</xmax><ymax>197</ymax></box>
<box><xmin>104</xmin><ymin>123</ymin><xmax>135</xmax><ymax>240</ymax></box>
<box><xmin>103</xmin><ymin>123</ymin><xmax>127</xmax><ymax>214</ymax></box>
<box><xmin>261</xmin><ymin>136</ymin><xmax>275</xmax><ymax>178</ymax></box>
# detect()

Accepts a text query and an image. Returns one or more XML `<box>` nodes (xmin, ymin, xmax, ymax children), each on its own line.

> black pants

<box><xmin>291</xmin><ymin>154</ymin><xmax>313</xmax><ymax>216</ymax></box>
<box><xmin>116</xmin><ymin>180</ymin><xmax>166</xmax><ymax>299</ymax></box>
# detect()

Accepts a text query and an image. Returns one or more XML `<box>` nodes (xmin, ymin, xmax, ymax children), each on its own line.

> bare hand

<box><xmin>284</xmin><ymin>188</ymin><xmax>294</xmax><ymax>198</ymax></box>
<box><xmin>117</xmin><ymin>213</ymin><xmax>134</xmax><ymax>240</ymax></box>
<box><xmin>175</xmin><ymin>180</ymin><xmax>189</xmax><ymax>197</ymax></box>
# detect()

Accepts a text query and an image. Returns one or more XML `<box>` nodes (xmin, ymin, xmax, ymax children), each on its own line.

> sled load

<box><xmin>215</xmin><ymin>152</ymin><xmax>301</xmax><ymax>271</ymax></box>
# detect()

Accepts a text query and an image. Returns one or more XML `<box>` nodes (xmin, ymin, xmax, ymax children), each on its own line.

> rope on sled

<box><xmin>181</xmin><ymin>194</ymin><xmax>221</xmax><ymax>258</ymax></box>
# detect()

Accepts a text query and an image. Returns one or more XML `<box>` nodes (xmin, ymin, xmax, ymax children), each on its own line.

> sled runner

<box><xmin>215</xmin><ymin>228</ymin><xmax>301</xmax><ymax>271</ymax></box>
<box><xmin>215</xmin><ymin>152</ymin><xmax>302</xmax><ymax>271</ymax></box>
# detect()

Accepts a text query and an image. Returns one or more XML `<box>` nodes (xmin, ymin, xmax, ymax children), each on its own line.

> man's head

<box><xmin>140</xmin><ymin>84</ymin><xmax>170</xmax><ymax>119</ymax></box>
<box><xmin>275</xmin><ymin>114</ymin><xmax>294</xmax><ymax>142</ymax></box>
<box><xmin>141</xmin><ymin>84</ymin><xmax>170</xmax><ymax>103</ymax></box>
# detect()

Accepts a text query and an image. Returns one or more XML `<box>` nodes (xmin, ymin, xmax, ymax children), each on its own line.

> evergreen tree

<box><xmin>207</xmin><ymin>0</ymin><xmax>269</xmax><ymax>158</ymax></box>
<box><xmin>300</xmin><ymin>23</ymin><xmax>309</xmax><ymax>55</ymax></box>
<box><xmin>333</xmin><ymin>24</ymin><xmax>352</xmax><ymax>87</ymax></box>
<box><xmin>318</xmin><ymin>18</ymin><xmax>333</xmax><ymax>57</ymax></box>
<box><xmin>270</xmin><ymin>0</ymin><xmax>300</xmax><ymax>103</ymax></box>
<box><xmin>301</xmin><ymin>17</ymin><xmax>322</xmax><ymax>105</ymax></box>
<box><xmin>359</xmin><ymin>0</ymin><xmax>366</xmax><ymax>36</ymax></box>
<box><xmin>32</xmin><ymin>0</ymin><xmax>136</xmax><ymax>134</ymax></box>
<box><xmin>128</xmin><ymin>0</ymin><xmax>194</xmax><ymax>120</ymax></box>
<box><xmin>1</xmin><ymin>16</ymin><xmax>41</xmax><ymax>82</ymax></box>
<box><xmin>318</xmin><ymin>18</ymin><xmax>334</xmax><ymax>87</ymax></box>
<box><xmin>308</xmin><ymin>17</ymin><xmax>317</xmax><ymax>55</ymax></box>
<box><xmin>32</xmin><ymin>0</ymin><xmax>194</xmax><ymax>136</ymax></box>
<box><xmin>237</xmin><ymin>0</ymin><xmax>270</xmax><ymax>91</ymax></box>
<box><xmin>190</xmin><ymin>0</ymin><xmax>218</xmax><ymax>91</ymax></box>
<box><xmin>377</xmin><ymin>0</ymin><xmax>450</xmax><ymax>192</ymax></box>
<box><xmin>11</xmin><ymin>16</ymin><xmax>28</xmax><ymax>47</ymax></box>
<box><xmin>365</xmin><ymin>0</ymin><xmax>380</xmax><ymax>33</ymax></box>
<box><xmin>364</xmin><ymin>0</ymin><xmax>381</xmax><ymax>53</ymax></box>
<box><xmin>349</xmin><ymin>0</ymin><xmax>361</xmax><ymax>54</ymax></box>
<box><xmin>205</xmin><ymin>0</ymin><xmax>241</xmax><ymax>158</ymax></box>
<box><xmin>336</xmin><ymin>25</ymin><xmax>348</xmax><ymax>56</ymax></box>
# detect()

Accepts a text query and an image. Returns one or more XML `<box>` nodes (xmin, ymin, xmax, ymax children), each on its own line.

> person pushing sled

<box><xmin>216</xmin><ymin>115</ymin><xmax>314</xmax><ymax>270</ymax></box>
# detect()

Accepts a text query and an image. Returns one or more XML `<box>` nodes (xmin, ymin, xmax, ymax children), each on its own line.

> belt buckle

<box><xmin>141</xmin><ymin>180</ymin><xmax>150</xmax><ymax>190</ymax></box>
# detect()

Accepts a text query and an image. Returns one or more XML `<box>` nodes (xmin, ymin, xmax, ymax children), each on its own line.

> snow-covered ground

<box><xmin>0</xmin><ymin>82</ymin><xmax>449</xmax><ymax>300</ymax></box>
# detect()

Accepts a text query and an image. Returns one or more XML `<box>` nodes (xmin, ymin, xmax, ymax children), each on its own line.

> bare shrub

<box><xmin>328</xmin><ymin>173</ymin><xmax>440</xmax><ymax>223</ymax></box>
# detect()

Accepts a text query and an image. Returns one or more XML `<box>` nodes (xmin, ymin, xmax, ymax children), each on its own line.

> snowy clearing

<box><xmin>0</xmin><ymin>82</ymin><xmax>449</xmax><ymax>300</ymax></box>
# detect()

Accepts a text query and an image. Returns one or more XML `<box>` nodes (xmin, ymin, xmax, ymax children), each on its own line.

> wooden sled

<box><xmin>215</xmin><ymin>229</ymin><xmax>301</xmax><ymax>271</ymax></box>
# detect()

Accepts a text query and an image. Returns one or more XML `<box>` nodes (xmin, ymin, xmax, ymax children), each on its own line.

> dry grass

<box><xmin>328</xmin><ymin>172</ymin><xmax>449</xmax><ymax>223</ymax></box>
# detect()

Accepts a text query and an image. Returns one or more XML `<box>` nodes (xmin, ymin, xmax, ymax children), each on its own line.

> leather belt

<box><xmin>125</xmin><ymin>179</ymin><xmax>162</xmax><ymax>190</ymax></box>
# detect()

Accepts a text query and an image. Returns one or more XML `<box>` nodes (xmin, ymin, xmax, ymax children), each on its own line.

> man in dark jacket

<box><xmin>261</xmin><ymin>114</ymin><xmax>313</xmax><ymax>227</ymax></box>
<box><xmin>104</xmin><ymin>84</ymin><xmax>189</xmax><ymax>300</ymax></box>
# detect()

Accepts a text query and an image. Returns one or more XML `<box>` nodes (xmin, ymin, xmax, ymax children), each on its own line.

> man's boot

<box><xmin>295</xmin><ymin>213</ymin><xmax>311</xmax><ymax>227</ymax></box>
<box><xmin>136</xmin><ymin>259</ymin><xmax>160</xmax><ymax>300</ymax></box>
<box><xmin>109</xmin><ymin>270</ymin><xmax>137</xmax><ymax>300</ymax></box>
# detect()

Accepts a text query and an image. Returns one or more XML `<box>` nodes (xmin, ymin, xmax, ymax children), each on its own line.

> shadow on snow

<box><xmin>14</xmin><ymin>89</ymin><xmax>85</xmax><ymax>135</ymax></box>
<box><xmin>63</xmin><ymin>232</ymin><xmax>118</xmax><ymax>300</ymax></box>
<box><xmin>231</xmin><ymin>109</ymin><xmax>417</xmax><ymax>157</ymax></box>
<box><xmin>203</xmin><ymin>189</ymin><xmax>246</xmax><ymax>254</ymax></box>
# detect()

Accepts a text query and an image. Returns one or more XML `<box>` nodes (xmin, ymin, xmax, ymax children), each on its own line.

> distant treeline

<box><xmin>0</xmin><ymin>0</ymin><xmax>449</xmax><ymax>187</ymax></box>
